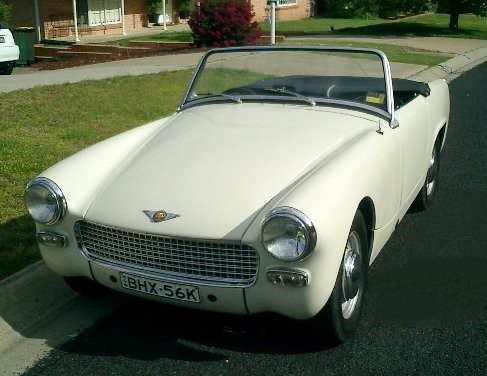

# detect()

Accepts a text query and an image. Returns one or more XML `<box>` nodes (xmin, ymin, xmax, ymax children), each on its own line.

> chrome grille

<box><xmin>74</xmin><ymin>221</ymin><xmax>259</xmax><ymax>287</ymax></box>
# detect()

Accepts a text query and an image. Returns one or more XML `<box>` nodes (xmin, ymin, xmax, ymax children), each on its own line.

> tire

<box><xmin>311</xmin><ymin>210</ymin><xmax>369</xmax><ymax>345</ymax></box>
<box><xmin>64</xmin><ymin>276</ymin><xmax>107</xmax><ymax>297</ymax></box>
<box><xmin>0</xmin><ymin>63</ymin><xmax>13</xmax><ymax>75</ymax></box>
<box><xmin>412</xmin><ymin>141</ymin><xmax>440</xmax><ymax>211</ymax></box>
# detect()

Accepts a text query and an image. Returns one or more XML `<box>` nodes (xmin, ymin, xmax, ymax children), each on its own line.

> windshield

<box><xmin>180</xmin><ymin>47</ymin><xmax>393</xmax><ymax>119</ymax></box>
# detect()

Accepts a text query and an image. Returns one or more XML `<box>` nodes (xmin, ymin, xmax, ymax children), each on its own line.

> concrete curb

<box><xmin>0</xmin><ymin>262</ymin><xmax>123</xmax><ymax>375</ymax></box>
<box><xmin>409</xmin><ymin>46</ymin><xmax>487</xmax><ymax>83</ymax></box>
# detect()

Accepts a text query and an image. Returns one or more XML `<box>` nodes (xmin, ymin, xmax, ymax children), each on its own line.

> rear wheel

<box><xmin>412</xmin><ymin>142</ymin><xmax>440</xmax><ymax>211</ymax></box>
<box><xmin>311</xmin><ymin>210</ymin><xmax>369</xmax><ymax>345</ymax></box>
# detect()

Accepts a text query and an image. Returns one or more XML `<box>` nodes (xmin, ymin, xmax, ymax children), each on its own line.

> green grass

<box><xmin>261</xmin><ymin>16</ymin><xmax>385</xmax><ymax>34</ymax></box>
<box><xmin>263</xmin><ymin>13</ymin><xmax>487</xmax><ymax>39</ymax></box>
<box><xmin>283</xmin><ymin>40</ymin><xmax>451</xmax><ymax>66</ymax></box>
<box><xmin>0</xmin><ymin>70</ymin><xmax>191</xmax><ymax>280</ymax></box>
<box><xmin>114</xmin><ymin>31</ymin><xmax>193</xmax><ymax>46</ymax></box>
<box><xmin>108</xmin><ymin>13</ymin><xmax>487</xmax><ymax>49</ymax></box>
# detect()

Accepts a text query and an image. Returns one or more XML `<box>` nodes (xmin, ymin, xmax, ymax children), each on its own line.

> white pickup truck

<box><xmin>0</xmin><ymin>27</ymin><xmax>19</xmax><ymax>75</ymax></box>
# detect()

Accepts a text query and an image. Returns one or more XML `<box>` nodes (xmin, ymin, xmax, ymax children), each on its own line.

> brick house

<box><xmin>4</xmin><ymin>0</ymin><xmax>310</xmax><ymax>42</ymax></box>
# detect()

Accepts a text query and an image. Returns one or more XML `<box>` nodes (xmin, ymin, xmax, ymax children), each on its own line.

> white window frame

<box><xmin>87</xmin><ymin>0</ymin><xmax>122</xmax><ymax>26</ymax></box>
<box><xmin>277</xmin><ymin>0</ymin><xmax>297</xmax><ymax>6</ymax></box>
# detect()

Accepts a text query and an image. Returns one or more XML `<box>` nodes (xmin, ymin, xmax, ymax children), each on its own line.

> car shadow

<box><xmin>0</xmin><ymin>214</ymin><xmax>39</xmax><ymax>280</ymax></box>
<box><xmin>56</xmin><ymin>298</ymin><xmax>333</xmax><ymax>361</ymax></box>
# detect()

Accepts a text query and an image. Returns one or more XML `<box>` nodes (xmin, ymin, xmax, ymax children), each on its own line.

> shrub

<box><xmin>0</xmin><ymin>1</ymin><xmax>12</xmax><ymax>26</ymax></box>
<box><xmin>188</xmin><ymin>0</ymin><xmax>262</xmax><ymax>47</ymax></box>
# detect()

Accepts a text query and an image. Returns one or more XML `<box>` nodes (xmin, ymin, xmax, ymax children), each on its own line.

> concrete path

<box><xmin>0</xmin><ymin>52</ymin><xmax>203</xmax><ymax>93</ymax></box>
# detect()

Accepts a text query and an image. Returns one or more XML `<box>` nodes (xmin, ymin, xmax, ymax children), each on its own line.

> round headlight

<box><xmin>25</xmin><ymin>177</ymin><xmax>66</xmax><ymax>225</ymax></box>
<box><xmin>261</xmin><ymin>207</ymin><xmax>316</xmax><ymax>261</ymax></box>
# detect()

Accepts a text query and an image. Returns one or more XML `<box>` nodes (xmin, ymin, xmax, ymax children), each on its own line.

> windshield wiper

<box><xmin>263</xmin><ymin>87</ymin><xmax>316</xmax><ymax>106</ymax></box>
<box><xmin>195</xmin><ymin>92</ymin><xmax>242</xmax><ymax>104</ymax></box>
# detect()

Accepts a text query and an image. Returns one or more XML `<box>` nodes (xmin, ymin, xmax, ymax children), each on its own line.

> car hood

<box><xmin>85</xmin><ymin>104</ymin><xmax>373</xmax><ymax>239</ymax></box>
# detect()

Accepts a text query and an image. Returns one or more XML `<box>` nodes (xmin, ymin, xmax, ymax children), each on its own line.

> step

<box><xmin>70</xmin><ymin>44</ymin><xmax>122</xmax><ymax>53</ymax></box>
<box><xmin>34</xmin><ymin>45</ymin><xmax>70</xmax><ymax>58</ymax></box>
<box><xmin>56</xmin><ymin>50</ymin><xmax>113</xmax><ymax>59</ymax></box>
<box><xmin>128</xmin><ymin>41</ymin><xmax>193</xmax><ymax>51</ymax></box>
<box><xmin>35</xmin><ymin>56</ymin><xmax>58</xmax><ymax>62</ymax></box>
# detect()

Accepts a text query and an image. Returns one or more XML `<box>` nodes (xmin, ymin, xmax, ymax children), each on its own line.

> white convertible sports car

<box><xmin>25</xmin><ymin>46</ymin><xmax>450</xmax><ymax>344</ymax></box>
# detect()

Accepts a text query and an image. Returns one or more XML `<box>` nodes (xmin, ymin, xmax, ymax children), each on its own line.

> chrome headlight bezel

<box><xmin>24</xmin><ymin>177</ymin><xmax>67</xmax><ymax>225</ymax></box>
<box><xmin>261</xmin><ymin>207</ymin><xmax>317</xmax><ymax>262</ymax></box>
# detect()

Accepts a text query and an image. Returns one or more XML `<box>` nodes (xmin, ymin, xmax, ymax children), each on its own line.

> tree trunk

<box><xmin>448</xmin><ymin>0</ymin><xmax>462</xmax><ymax>31</ymax></box>
<box><xmin>449</xmin><ymin>11</ymin><xmax>459</xmax><ymax>30</ymax></box>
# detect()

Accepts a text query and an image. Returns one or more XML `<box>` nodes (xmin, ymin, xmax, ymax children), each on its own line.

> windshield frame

<box><xmin>178</xmin><ymin>46</ymin><xmax>396</xmax><ymax>126</ymax></box>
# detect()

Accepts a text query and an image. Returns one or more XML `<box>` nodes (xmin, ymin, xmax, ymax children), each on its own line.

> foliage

<box><xmin>0</xmin><ymin>1</ymin><xmax>11</xmax><ymax>26</ymax></box>
<box><xmin>147</xmin><ymin>0</ymin><xmax>164</xmax><ymax>14</ymax></box>
<box><xmin>188</xmin><ymin>0</ymin><xmax>262</xmax><ymax>47</ymax></box>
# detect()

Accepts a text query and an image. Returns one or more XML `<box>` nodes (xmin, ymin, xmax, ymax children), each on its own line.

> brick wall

<box><xmin>253</xmin><ymin>0</ymin><xmax>310</xmax><ymax>23</ymax></box>
<box><xmin>4</xmin><ymin>0</ymin><xmax>309</xmax><ymax>41</ymax></box>
<box><xmin>3</xmin><ymin>0</ymin><xmax>152</xmax><ymax>40</ymax></box>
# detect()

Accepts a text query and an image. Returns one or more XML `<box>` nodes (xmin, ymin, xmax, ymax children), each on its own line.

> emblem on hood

<box><xmin>143</xmin><ymin>210</ymin><xmax>180</xmax><ymax>223</ymax></box>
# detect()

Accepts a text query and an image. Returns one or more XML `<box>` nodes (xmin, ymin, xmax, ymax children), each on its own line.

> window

<box><xmin>277</xmin><ymin>0</ymin><xmax>297</xmax><ymax>6</ymax></box>
<box><xmin>77</xmin><ymin>0</ymin><xmax>122</xmax><ymax>26</ymax></box>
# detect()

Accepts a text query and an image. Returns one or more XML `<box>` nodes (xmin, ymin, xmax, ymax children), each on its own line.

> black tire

<box><xmin>64</xmin><ymin>276</ymin><xmax>107</xmax><ymax>297</ymax></box>
<box><xmin>412</xmin><ymin>141</ymin><xmax>440</xmax><ymax>211</ymax></box>
<box><xmin>0</xmin><ymin>63</ymin><xmax>13</xmax><ymax>75</ymax></box>
<box><xmin>310</xmin><ymin>210</ymin><xmax>369</xmax><ymax>345</ymax></box>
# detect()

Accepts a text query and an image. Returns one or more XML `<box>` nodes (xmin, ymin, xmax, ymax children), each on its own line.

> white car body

<box><xmin>0</xmin><ymin>28</ymin><xmax>19</xmax><ymax>75</ymax></box>
<box><xmin>25</xmin><ymin>47</ymin><xmax>450</xmax><ymax>343</ymax></box>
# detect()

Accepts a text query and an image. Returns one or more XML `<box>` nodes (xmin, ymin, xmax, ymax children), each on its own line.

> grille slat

<box><xmin>74</xmin><ymin>221</ymin><xmax>258</xmax><ymax>287</ymax></box>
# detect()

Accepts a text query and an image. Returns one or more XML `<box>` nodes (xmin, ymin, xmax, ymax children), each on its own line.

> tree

<box><xmin>437</xmin><ymin>0</ymin><xmax>487</xmax><ymax>30</ymax></box>
<box><xmin>0</xmin><ymin>1</ymin><xmax>12</xmax><ymax>26</ymax></box>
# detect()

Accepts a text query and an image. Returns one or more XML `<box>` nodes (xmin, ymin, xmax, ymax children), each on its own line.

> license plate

<box><xmin>120</xmin><ymin>272</ymin><xmax>200</xmax><ymax>303</ymax></box>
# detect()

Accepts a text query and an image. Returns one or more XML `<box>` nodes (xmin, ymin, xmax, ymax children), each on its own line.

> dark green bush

<box><xmin>0</xmin><ymin>1</ymin><xmax>12</xmax><ymax>26</ymax></box>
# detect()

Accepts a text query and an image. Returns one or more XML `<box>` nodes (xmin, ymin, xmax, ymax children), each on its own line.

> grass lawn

<box><xmin>264</xmin><ymin>13</ymin><xmax>487</xmax><ymax>39</ymax></box>
<box><xmin>283</xmin><ymin>40</ymin><xmax>451</xmax><ymax>66</ymax></box>
<box><xmin>0</xmin><ymin>70</ymin><xmax>191</xmax><ymax>280</ymax></box>
<box><xmin>109</xmin><ymin>13</ymin><xmax>486</xmax><ymax>48</ymax></box>
<box><xmin>115</xmin><ymin>31</ymin><xmax>193</xmax><ymax>46</ymax></box>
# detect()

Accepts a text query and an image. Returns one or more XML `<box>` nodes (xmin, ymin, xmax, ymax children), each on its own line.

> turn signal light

<box><xmin>266</xmin><ymin>268</ymin><xmax>308</xmax><ymax>288</ymax></box>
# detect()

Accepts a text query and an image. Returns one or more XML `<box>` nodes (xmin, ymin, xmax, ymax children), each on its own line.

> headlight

<box><xmin>25</xmin><ymin>177</ymin><xmax>67</xmax><ymax>225</ymax></box>
<box><xmin>261</xmin><ymin>207</ymin><xmax>316</xmax><ymax>261</ymax></box>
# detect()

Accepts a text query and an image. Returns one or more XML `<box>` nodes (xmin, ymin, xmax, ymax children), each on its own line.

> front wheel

<box><xmin>311</xmin><ymin>210</ymin><xmax>369</xmax><ymax>345</ymax></box>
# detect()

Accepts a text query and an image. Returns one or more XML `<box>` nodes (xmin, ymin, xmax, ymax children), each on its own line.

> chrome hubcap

<box><xmin>426</xmin><ymin>150</ymin><xmax>437</xmax><ymax>196</ymax></box>
<box><xmin>341</xmin><ymin>231</ymin><xmax>363</xmax><ymax>320</ymax></box>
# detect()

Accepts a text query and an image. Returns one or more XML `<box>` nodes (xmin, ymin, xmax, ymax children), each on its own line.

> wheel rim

<box><xmin>341</xmin><ymin>231</ymin><xmax>363</xmax><ymax>320</ymax></box>
<box><xmin>426</xmin><ymin>148</ymin><xmax>437</xmax><ymax>196</ymax></box>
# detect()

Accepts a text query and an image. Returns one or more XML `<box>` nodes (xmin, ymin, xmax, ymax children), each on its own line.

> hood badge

<box><xmin>143</xmin><ymin>210</ymin><xmax>180</xmax><ymax>223</ymax></box>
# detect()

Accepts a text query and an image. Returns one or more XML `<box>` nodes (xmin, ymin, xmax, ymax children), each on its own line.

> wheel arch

<box><xmin>436</xmin><ymin>123</ymin><xmax>447</xmax><ymax>151</ymax></box>
<box><xmin>357</xmin><ymin>197</ymin><xmax>375</xmax><ymax>264</ymax></box>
